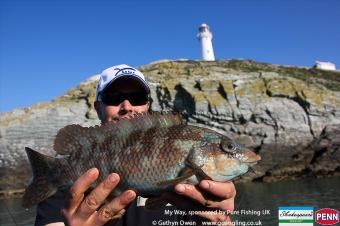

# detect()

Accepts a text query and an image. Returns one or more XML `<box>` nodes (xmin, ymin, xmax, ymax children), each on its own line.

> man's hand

<box><xmin>61</xmin><ymin>168</ymin><xmax>136</xmax><ymax>226</ymax></box>
<box><xmin>175</xmin><ymin>180</ymin><xmax>235</xmax><ymax>223</ymax></box>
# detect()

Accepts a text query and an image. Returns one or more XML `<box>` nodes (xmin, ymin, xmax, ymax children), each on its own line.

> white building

<box><xmin>314</xmin><ymin>61</ymin><xmax>336</xmax><ymax>71</ymax></box>
<box><xmin>197</xmin><ymin>23</ymin><xmax>215</xmax><ymax>61</ymax></box>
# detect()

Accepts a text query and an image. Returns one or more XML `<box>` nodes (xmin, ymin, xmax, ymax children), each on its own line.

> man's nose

<box><xmin>118</xmin><ymin>99</ymin><xmax>133</xmax><ymax>114</ymax></box>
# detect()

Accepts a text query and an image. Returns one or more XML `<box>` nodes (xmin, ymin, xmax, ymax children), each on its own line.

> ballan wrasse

<box><xmin>23</xmin><ymin>112</ymin><xmax>260</xmax><ymax>207</ymax></box>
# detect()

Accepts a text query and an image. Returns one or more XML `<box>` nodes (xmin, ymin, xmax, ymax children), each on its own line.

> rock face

<box><xmin>1</xmin><ymin>60</ymin><xmax>340</xmax><ymax>194</ymax></box>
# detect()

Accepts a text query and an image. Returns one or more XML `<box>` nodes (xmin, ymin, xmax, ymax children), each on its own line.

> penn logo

<box><xmin>315</xmin><ymin>208</ymin><xmax>339</xmax><ymax>225</ymax></box>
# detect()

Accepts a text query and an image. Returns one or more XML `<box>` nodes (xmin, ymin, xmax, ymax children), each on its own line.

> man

<box><xmin>35</xmin><ymin>64</ymin><xmax>236</xmax><ymax>226</ymax></box>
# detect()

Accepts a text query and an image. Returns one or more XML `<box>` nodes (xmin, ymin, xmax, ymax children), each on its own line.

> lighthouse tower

<box><xmin>197</xmin><ymin>23</ymin><xmax>215</xmax><ymax>61</ymax></box>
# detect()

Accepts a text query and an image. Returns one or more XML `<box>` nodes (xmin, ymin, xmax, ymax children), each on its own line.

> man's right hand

<box><xmin>61</xmin><ymin>168</ymin><xmax>136</xmax><ymax>226</ymax></box>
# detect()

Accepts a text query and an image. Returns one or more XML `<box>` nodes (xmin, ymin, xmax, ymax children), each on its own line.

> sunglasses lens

<box><xmin>128</xmin><ymin>93</ymin><xmax>148</xmax><ymax>105</ymax></box>
<box><xmin>101</xmin><ymin>93</ymin><xmax>121</xmax><ymax>106</ymax></box>
<box><xmin>102</xmin><ymin>92</ymin><xmax>148</xmax><ymax>106</ymax></box>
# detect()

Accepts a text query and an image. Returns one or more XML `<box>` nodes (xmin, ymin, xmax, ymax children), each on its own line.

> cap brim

<box><xmin>102</xmin><ymin>75</ymin><xmax>150</xmax><ymax>95</ymax></box>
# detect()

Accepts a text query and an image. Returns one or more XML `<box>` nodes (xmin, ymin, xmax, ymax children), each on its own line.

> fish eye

<box><xmin>227</xmin><ymin>143</ymin><xmax>234</xmax><ymax>150</ymax></box>
<box><xmin>221</xmin><ymin>139</ymin><xmax>237</xmax><ymax>153</ymax></box>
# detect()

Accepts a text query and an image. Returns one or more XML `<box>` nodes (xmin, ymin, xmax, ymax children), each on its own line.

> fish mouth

<box><xmin>241</xmin><ymin>159</ymin><xmax>260</xmax><ymax>165</ymax></box>
<box><xmin>242</xmin><ymin>155</ymin><xmax>261</xmax><ymax>163</ymax></box>
<box><xmin>241</xmin><ymin>154</ymin><xmax>261</xmax><ymax>164</ymax></box>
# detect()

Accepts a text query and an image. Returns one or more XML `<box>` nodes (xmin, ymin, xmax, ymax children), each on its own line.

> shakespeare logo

<box><xmin>278</xmin><ymin>206</ymin><xmax>313</xmax><ymax>225</ymax></box>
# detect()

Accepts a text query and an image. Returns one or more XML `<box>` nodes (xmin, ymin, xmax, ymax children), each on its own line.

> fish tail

<box><xmin>22</xmin><ymin>147</ymin><xmax>63</xmax><ymax>208</ymax></box>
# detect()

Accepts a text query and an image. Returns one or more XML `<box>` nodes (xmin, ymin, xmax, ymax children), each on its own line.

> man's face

<box><xmin>95</xmin><ymin>78</ymin><xmax>150</xmax><ymax>123</ymax></box>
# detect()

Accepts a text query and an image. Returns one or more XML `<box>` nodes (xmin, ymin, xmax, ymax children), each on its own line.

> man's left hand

<box><xmin>175</xmin><ymin>180</ymin><xmax>235</xmax><ymax>223</ymax></box>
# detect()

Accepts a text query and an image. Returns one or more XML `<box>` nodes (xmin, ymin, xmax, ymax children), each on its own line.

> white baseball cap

<box><xmin>96</xmin><ymin>64</ymin><xmax>150</xmax><ymax>101</ymax></box>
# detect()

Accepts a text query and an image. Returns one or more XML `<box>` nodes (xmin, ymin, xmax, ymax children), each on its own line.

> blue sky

<box><xmin>1</xmin><ymin>0</ymin><xmax>339</xmax><ymax>112</ymax></box>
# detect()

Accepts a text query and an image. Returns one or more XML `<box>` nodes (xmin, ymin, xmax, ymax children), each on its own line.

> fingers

<box><xmin>200</xmin><ymin>180</ymin><xmax>236</xmax><ymax>200</ymax></box>
<box><xmin>198</xmin><ymin>197</ymin><xmax>234</xmax><ymax>222</ymax></box>
<box><xmin>175</xmin><ymin>184</ymin><xmax>207</xmax><ymax>206</ymax></box>
<box><xmin>92</xmin><ymin>190</ymin><xmax>136</xmax><ymax>225</ymax></box>
<box><xmin>62</xmin><ymin>169</ymin><xmax>135</xmax><ymax>226</ymax></box>
<box><xmin>199</xmin><ymin>180</ymin><xmax>235</xmax><ymax>211</ymax></box>
<box><xmin>175</xmin><ymin>181</ymin><xmax>236</xmax><ymax>204</ymax></box>
<box><xmin>175</xmin><ymin>181</ymin><xmax>236</xmax><ymax>223</ymax></box>
<box><xmin>76</xmin><ymin>172</ymin><xmax>120</xmax><ymax>219</ymax></box>
<box><xmin>65</xmin><ymin>168</ymin><xmax>99</xmax><ymax>214</ymax></box>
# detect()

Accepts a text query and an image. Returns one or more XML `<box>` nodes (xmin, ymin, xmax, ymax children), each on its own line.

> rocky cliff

<box><xmin>1</xmin><ymin>60</ymin><xmax>340</xmax><ymax>196</ymax></box>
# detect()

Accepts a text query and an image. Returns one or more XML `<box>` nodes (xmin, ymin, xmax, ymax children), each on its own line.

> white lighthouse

<box><xmin>197</xmin><ymin>23</ymin><xmax>215</xmax><ymax>61</ymax></box>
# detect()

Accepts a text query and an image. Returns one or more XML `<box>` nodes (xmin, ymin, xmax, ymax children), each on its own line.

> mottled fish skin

<box><xmin>59</xmin><ymin>124</ymin><xmax>206</xmax><ymax>195</ymax></box>
<box><xmin>23</xmin><ymin>112</ymin><xmax>260</xmax><ymax>208</ymax></box>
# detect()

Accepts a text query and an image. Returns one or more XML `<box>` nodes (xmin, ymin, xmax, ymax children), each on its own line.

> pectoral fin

<box><xmin>156</xmin><ymin>168</ymin><xmax>195</xmax><ymax>187</ymax></box>
<box><xmin>185</xmin><ymin>158</ymin><xmax>212</xmax><ymax>181</ymax></box>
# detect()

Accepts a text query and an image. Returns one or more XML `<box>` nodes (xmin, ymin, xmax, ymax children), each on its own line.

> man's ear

<box><xmin>146</xmin><ymin>101</ymin><xmax>151</xmax><ymax>112</ymax></box>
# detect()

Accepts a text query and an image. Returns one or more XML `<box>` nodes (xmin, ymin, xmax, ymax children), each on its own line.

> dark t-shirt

<box><xmin>35</xmin><ymin>189</ymin><xmax>204</xmax><ymax>226</ymax></box>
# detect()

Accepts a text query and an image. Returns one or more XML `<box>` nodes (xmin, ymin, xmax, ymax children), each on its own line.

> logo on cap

<box><xmin>115</xmin><ymin>67</ymin><xmax>139</xmax><ymax>78</ymax></box>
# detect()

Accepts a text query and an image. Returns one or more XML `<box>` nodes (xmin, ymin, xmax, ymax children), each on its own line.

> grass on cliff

<box><xmin>217</xmin><ymin>60</ymin><xmax>340</xmax><ymax>92</ymax></box>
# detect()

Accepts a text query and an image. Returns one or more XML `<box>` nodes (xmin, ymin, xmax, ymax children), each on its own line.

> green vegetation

<box><xmin>56</xmin><ymin>60</ymin><xmax>340</xmax><ymax>108</ymax></box>
<box><xmin>214</xmin><ymin>59</ymin><xmax>340</xmax><ymax>92</ymax></box>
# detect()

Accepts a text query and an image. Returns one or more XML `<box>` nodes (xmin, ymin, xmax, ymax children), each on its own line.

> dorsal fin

<box><xmin>151</xmin><ymin>111</ymin><xmax>183</xmax><ymax>127</ymax></box>
<box><xmin>101</xmin><ymin>111</ymin><xmax>183</xmax><ymax>131</ymax></box>
<box><xmin>54</xmin><ymin>124</ymin><xmax>92</xmax><ymax>154</ymax></box>
<box><xmin>93</xmin><ymin>112</ymin><xmax>183</xmax><ymax>140</ymax></box>
<box><xmin>53</xmin><ymin>112</ymin><xmax>183</xmax><ymax>155</ymax></box>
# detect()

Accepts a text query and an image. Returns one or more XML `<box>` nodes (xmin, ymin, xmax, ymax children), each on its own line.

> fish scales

<box><xmin>113</xmin><ymin>127</ymin><xmax>192</xmax><ymax>194</ymax></box>
<box><xmin>22</xmin><ymin>112</ymin><xmax>261</xmax><ymax>208</ymax></box>
<box><xmin>64</xmin><ymin>126</ymin><xmax>198</xmax><ymax>191</ymax></box>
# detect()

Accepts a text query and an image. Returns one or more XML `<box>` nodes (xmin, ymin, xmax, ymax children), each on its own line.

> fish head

<box><xmin>198</xmin><ymin>136</ymin><xmax>261</xmax><ymax>182</ymax></box>
<box><xmin>220</xmin><ymin>136</ymin><xmax>261</xmax><ymax>165</ymax></box>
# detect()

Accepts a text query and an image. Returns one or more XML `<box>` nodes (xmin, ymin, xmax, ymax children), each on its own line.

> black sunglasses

<box><xmin>101</xmin><ymin>91</ymin><xmax>149</xmax><ymax>106</ymax></box>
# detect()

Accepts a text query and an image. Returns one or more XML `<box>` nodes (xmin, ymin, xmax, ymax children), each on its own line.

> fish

<box><xmin>22</xmin><ymin>112</ymin><xmax>261</xmax><ymax>208</ymax></box>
